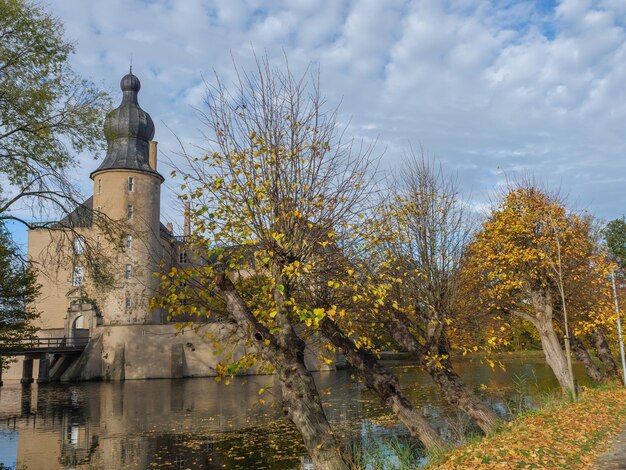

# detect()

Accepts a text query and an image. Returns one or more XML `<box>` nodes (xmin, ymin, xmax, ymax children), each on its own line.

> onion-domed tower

<box><xmin>91</xmin><ymin>71</ymin><xmax>164</xmax><ymax>325</ymax></box>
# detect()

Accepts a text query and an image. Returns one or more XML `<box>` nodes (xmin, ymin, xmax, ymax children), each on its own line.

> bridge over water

<box><xmin>0</xmin><ymin>337</ymin><xmax>89</xmax><ymax>386</ymax></box>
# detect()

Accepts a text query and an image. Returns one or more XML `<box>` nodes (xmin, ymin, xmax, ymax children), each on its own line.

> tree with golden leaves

<box><xmin>562</xmin><ymin>218</ymin><xmax>621</xmax><ymax>382</ymax></box>
<box><xmin>462</xmin><ymin>183</ymin><xmax>610</xmax><ymax>397</ymax></box>
<box><xmin>350</xmin><ymin>155</ymin><xmax>501</xmax><ymax>434</ymax></box>
<box><xmin>154</xmin><ymin>56</ymin><xmax>445</xmax><ymax>467</ymax></box>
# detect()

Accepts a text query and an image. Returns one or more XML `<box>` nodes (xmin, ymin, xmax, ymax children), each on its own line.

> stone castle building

<box><xmin>2</xmin><ymin>71</ymin><xmax>329</xmax><ymax>384</ymax></box>
<box><xmin>3</xmin><ymin>72</ymin><xmax>243</xmax><ymax>383</ymax></box>
<box><xmin>32</xmin><ymin>71</ymin><xmax>171</xmax><ymax>331</ymax></box>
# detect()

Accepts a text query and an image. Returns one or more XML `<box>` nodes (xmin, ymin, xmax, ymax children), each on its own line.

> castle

<box><xmin>2</xmin><ymin>72</ymin><xmax>249</xmax><ymax>383</ymax></box>
<box><xmin>1</xmin><ymin>71</ymin><xmax>329</xmax><ymax>384</ymax></box>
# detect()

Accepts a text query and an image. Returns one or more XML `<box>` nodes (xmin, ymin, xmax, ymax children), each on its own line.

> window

<box><xmin>128</xmin><ymin>176</ymin><xmax>134</xmax><ymax>192</ymax></box>
<box><xmin>179</xmin><ymin>251</ymin><xmax>187</xmax><ymax>264</ymax></box>
<box><xmin>125</xmin><ymin>264</ymin><xmax>132</xmax><ymax>279</ymax></box>
<box><xmin>73</xmin><ymin>236</ymin><xmax>85</xmax><ymax>255</ymax></box>
<box><xmin>72</xmin><ymin>267</ymin><xmax>84</xmax><ymax>286</ymax></box>
<box><xmin>126</xmin><ymin>234</ymin><xmax>132</xmax><ymax>250</ymax></box>
<box><xmin>96</xmin><ymin>235</ymin><xmax>101</xmax><ymax>251</ymax></box>
<box><xmin>125</xmin><ymin>296</ymin><xmax>132</xmax><ymax>308</ymax></box>
<box><xmin>98</xmin><ymin>178</ymin><xmax>102</xmax><ymax>193</ymax></box>
<box><xmin>127</xmin><ymin>205</ymin><xmax>133</xmax><ymax>220</ymax></box>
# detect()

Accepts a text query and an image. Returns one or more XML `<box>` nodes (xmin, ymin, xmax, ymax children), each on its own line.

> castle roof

<box><xmin>90</xmin><ymin>71</ymin><xmax>163</xmax><ymax>181</ymax></box>
<box><xmin>52</xmin><ymin>196</ymin><xmax>173</xmax><ymax>242</ymax></box>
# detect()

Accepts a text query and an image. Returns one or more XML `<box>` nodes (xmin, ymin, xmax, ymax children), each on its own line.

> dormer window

<box><xmin>127</xmin><ymin>205</ymin><xmax>133</xmax><ymax>220</ymax></box>
<box><xmin>128</xmin><ymin>177</ymin><xmax>134</xmax><ymax>192</ymax></box>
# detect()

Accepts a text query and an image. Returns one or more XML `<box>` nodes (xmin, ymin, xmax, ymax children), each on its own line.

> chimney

<box><xmin>148</xmin><ymin>141</ymin><xmax>158</xmax><ymax>170</ymax></box>
<box><xmin>183</xmin><ymin>202</ymin><xmax>190</xmax><ymax>236</ymax></box>
<box><xmin>166</xmin><ymin>222</ymin><xmax>173</xmax><ymax>233</ymax></box>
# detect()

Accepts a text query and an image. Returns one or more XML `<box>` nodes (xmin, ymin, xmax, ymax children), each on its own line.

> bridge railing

<box><xmin>1</xmin><ymin>336</ymin><xmax>89</xmax><ymax>355</ymax></box>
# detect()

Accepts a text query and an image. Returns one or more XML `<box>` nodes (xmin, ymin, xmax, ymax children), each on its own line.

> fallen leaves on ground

<box><xmin>432</xmin><ymin>386</ymin><xmax>626</xmax><ymax>469</ymax></box>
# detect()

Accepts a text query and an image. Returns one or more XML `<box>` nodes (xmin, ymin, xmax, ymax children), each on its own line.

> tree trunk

<box><xmin>319</xmin><ymin>317</ymin><xmax>443</xmax><ymax>450</ymax></box>
<box><xmin>535</xmin><ymin>315</ymin><xmax>575</xmax><ymax>396</ymax></box>
<box><xmin>592</xmin><ymin>329</ymin><xmax>620</xmax><ymax>380</ymax></box>
<box><xmin>570</xmin><ymin>335</ymin><xmax>603</xmax><ymax>382</ymax></box>
<box><xmin>388</xmin><ymin>310</ymin><xmax>500</xmax><ymax>435</ymax></box>
<box><xmin>278</xmin><ymin>357</ymin><xmax>351</xmax><ymax>469</ymax></box>
<box><xmin>529</xmin><ymin>290</ymin><xmax>576</xmax><ymax>397</ymax></box>
<box><xmin>422</xmin><ymin>356</ymin><xmax>500</xmax><ymax>434</ymax></box>
<box><xmin>215</xmin><ymin>274</ymin><xmax>350</xmax><ymax>469</ymax></box>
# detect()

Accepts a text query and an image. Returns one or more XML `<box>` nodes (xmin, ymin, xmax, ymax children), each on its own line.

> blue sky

<box><xmin>8</xmin><ymin>0</ymin><xmax>626</xmax><ymax>246</ymax></box>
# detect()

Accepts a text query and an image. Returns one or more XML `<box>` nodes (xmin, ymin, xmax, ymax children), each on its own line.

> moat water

<box><xmin>0</xmin><ymin>354</ymin><xmax>590</xmax><ymax>469</ymax></box>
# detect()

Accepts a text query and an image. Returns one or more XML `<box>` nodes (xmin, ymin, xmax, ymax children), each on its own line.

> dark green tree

<box><xmin>604</xmin><ymin>217</ymin><xmax>626</xmax><ymax>269</ymax></box>
<box><xmin>0</xmin><ymin>223</ymin><xmax>39</xmax><ymax>368</ymax></box>
<box><xmin>0</xmin><ymin>0</ymin><xmax>110</xmax><ymax>226</ymax></box>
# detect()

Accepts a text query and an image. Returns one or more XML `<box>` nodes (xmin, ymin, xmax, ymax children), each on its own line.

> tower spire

<box><xmin>129</xmin><ymin>53</ymin><xmax>133</xmax><ymax>74</ymax></box>
<box><xmin>90</xmin><ymin>71</ymin><xmax>162</xmax><ymax>181</ymax></box>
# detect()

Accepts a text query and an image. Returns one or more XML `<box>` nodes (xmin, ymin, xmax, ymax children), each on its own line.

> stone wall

<box><xmin>2</xmin><ymin>323</ymin><xmax>332</xmax><ymax>383</ymax></box>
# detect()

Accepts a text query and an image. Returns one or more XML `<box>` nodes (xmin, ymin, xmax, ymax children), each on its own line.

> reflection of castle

<box><xmin>1</xmin><ymin>371</ymin><xmax>413</xmax><ymax>470</ymax></box>
<box><xmin>5</xmin><ymin>376</ymin><xmax>329</xmax><ymax>469</ymax></box>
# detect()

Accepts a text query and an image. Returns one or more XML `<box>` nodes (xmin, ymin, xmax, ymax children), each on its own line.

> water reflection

<box><xmin>0</xmin><ymin>355</ymin><xmax>590</xmax><ymax>469</ymax></box>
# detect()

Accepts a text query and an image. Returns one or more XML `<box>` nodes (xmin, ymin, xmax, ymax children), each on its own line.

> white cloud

<box><xmin>32</xmin><ymin>0</ymin><xmax>626</xmax><ymax>234</ymax></box>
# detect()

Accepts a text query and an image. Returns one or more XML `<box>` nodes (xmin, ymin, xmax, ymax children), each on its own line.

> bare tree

<box><xmin>157</xmin><ymin>55</ymin><xmax>386</xmax><ymax>468</ymax></box>
<box><xmin>366</xmin><ymin>154</ymin><xmax>500</xmax><ymax>434</ymax></box>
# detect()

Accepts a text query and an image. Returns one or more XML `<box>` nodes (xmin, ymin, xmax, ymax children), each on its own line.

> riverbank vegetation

<box><xmin>429</xmin><ymin>385</ymin><xmax>626</xmax><ymax>469</ymax></box>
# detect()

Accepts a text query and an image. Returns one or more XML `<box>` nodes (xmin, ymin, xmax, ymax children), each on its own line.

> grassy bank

<box><xmin>429</xmin><ymin>385</ymin><xmax>626</xmax><ymax>469</ymax></box>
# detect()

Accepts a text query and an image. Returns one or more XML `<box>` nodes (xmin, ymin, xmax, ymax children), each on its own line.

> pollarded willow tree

<box><xmin>554</xmin><ymin>218</ymin><xmax>621</xmax><ymax>383</ymax></box>
<box><xmin>462</xmin><ymin>183</ymin><xmax>613</xmax><ymax>397</ymax></box>
<box><xmin>354</xmin><ymin>155</ymin><xmax>500</xmax><ymax>434</ymax></box>
<box><xmin>154</xmin><ymin>56</ymin><xmax>451</xmax><ymax>463</ymax></box>
<box><xmin>288</xmin><ymin>235</ymin><xmax>444</xmax><ymax>449</ymax></box>
<box><xmin>155</xmin><ymin>56</ymin><xmax>439</xmax><ymax>468</ymax></box>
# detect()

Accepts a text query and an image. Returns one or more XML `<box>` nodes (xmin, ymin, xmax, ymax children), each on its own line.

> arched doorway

<box><xmin>66</xmin><ymin>296</ymin><xmax>97</xmax><ymax>346</ymax></box>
